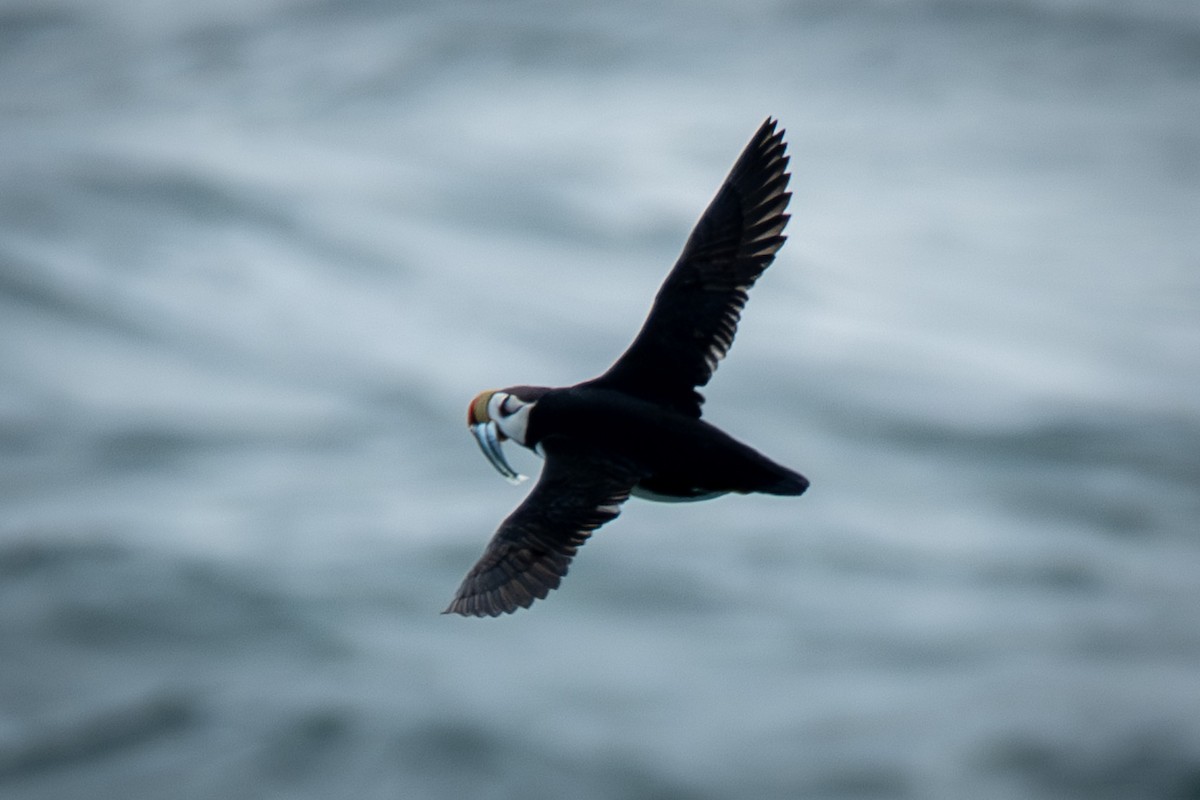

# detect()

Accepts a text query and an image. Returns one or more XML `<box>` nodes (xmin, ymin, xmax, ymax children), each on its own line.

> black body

<box><xmin>447</xmin><ymin>118</ymin><xmax>807</xmax><ymax>617</ymax></box>
<box><xmin>528</xmin><ymin>386</ymin><xmax>807</xmax><ymax>499</ymax></box>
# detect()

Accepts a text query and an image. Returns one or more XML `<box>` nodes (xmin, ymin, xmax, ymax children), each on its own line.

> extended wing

<box><xmin>445</xmin><ymin>440</ymin><xmax>643</xmax><ymax>617</ymax></box>
<box><xmin>586</xmin><ymin>118</ymin><xmax>791</xmax><ymax>417</ymax></box>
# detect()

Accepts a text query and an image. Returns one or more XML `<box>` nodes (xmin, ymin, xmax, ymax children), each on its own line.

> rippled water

<box><xmin>2</xmin><ymin>0</ymin><xmax>1199</xmax><ymax>798</ymax></box>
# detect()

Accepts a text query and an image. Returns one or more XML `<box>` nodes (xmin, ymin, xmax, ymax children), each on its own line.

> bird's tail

<box><xmin>757</xmin><ymin>467</ymin><xmax>809</xmax><ymax>496</ymax></box>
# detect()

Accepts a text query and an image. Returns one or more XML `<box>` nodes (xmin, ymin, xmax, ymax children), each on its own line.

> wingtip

<box><xmin>443</xmin><ymin>575</ymin><xmax>547</xmax><ymax>617</ymax></box>
<box><xmin>441</xmin><ymin>600</ymin><xmax>465</xmax><ymax>616</ymax></box>
<box><xmin>759</xmin><ymin>115</ymin><xmax>785</xmax><ymax>142</ymax></box>
<box><xmin>442</xmin><ymin>598</ymin><xmax>493</xmax><ymax>618</ymax></box>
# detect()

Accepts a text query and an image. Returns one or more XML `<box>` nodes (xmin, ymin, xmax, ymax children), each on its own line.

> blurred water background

<box><xmin>2</xmin><ymin>0</ymin><xmax>1199</xmax><ymax>797</ymax></box>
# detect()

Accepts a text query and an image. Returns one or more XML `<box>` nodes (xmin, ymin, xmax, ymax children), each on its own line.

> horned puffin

<box><xmin>447</xmin><ymin>118</ymin><xmax>808</xmax><ymax>617</ymax></box>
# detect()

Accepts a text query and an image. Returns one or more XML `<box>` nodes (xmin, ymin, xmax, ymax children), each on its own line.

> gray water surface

<box><xmin>2</xmin><ymin>1</ymin><xmax>1199</xmax><ymax>798</ymax></box>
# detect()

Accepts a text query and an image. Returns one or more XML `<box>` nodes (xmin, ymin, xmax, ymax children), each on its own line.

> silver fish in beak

<box><xmin>469</xmin><ymin>420</ymin><xmax>527</xmax><ymax>484</ymax></box>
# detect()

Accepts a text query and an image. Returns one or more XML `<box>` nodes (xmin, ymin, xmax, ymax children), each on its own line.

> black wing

<box><xmin>445</xmin><ymin>440</ymin><xmax>643</xmax><ymax>617</ymax></box>
<box><xmin>586</xmin><ymin>117</ymin><xmax>791</xmax><ymax>417</ymax></box>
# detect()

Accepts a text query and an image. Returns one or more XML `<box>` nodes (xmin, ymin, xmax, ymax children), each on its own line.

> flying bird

<box><xmin>447</xmin><ymin>117</ymin><xmax>808</xmax><ymax>617</ymax></box>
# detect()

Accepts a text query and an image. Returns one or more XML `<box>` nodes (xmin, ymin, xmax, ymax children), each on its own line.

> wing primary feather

<box><xmin>583</xmin><ymin>117</ymin><xmax>794</xmax><ymax>416</ymax></box>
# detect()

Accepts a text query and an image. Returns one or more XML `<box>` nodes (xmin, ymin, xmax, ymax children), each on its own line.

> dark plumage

<box><xmin>448</xmin><ymin>118</ymin><xmax>807</xmax><ymax>617</ymax></box>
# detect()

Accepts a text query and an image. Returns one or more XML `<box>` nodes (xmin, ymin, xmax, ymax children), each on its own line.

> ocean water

<box><xmin>2</xmin><ymin>0</ymin><xmax>1199</xmax><ymax>797</ymax></box>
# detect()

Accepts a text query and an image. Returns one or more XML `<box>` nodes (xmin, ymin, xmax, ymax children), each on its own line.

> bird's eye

<box><xmin>500</xmin><ymin>396</ymin><xmax>515</xmax><ymax>415</ymax></box>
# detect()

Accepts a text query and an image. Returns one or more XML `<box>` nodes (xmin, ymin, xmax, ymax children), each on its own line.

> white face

<box><xmin>487</xmin><ymin>391</ymin><xmax>533</xmax><ymax>446</ymax></box>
